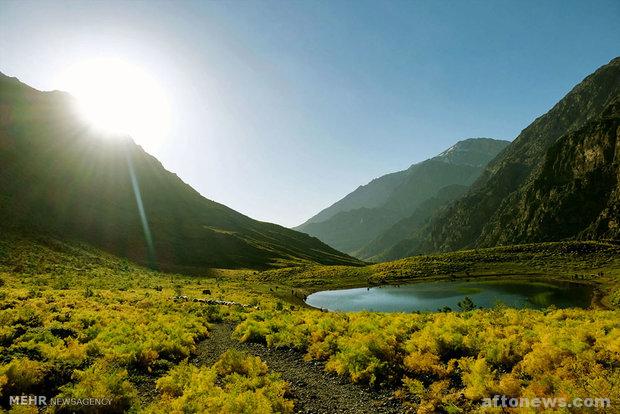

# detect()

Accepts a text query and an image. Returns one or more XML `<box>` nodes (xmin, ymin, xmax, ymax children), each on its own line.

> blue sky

<box><xmin>1</xmin><ymin>0</ymin><xmax>619</xmax><ymax>226</ymax></box>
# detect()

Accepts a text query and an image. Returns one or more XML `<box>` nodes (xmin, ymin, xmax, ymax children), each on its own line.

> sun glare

<box><xmin>56</xmin><ymin>58</ymin><xmax>170</xmax><ymax>150</ymax></box>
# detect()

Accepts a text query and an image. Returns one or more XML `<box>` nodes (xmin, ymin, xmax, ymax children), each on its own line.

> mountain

<box><xmin>295</xmin><ymin>138</ymin><xmax>509</xmax><ymax>256</ymax></box>
<box><xmin>410</xmin><ymin>57</ymin><xmax>620</xmax><ymax>255</ymax></box>
<box><xmin>357</xmin><ymin>184</ymin><xmax>469</xmax><ymax>261</ymax></box>
<box><xmin>0</xmin><ymin>72</ymin><xmax>361</xmax><ymax>271</ymax></box>
<box><xmin>300</xmin><ymin>170</ymin><xmax>408</xmax><ymax>226</ymax></box>
<box><xmin>477</xmin><ymin>98</ymin><xmax>620</xmax><ymax>245</ymax></box>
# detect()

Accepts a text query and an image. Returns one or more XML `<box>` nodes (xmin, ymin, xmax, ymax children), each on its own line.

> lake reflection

<box><xmin>305</xmin><ymin>279</ymin><xmax>593</xmax><ymax>312</ymax></box>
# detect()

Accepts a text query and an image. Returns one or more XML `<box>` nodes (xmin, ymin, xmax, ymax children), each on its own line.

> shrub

<box><xmin>459</xmin><ymin>357</ymin><xmax>496</xmax><ymax>400</ymax></box>
<box><xmin>204</xmin><ymin>304</ymin><xmax>223</xmax><ymax>323</ymax></box>
<box><xmin>0</xmin><ymin>358</ymin><xmax>48</xmax><ymax>396</ymax></box>
<box><xmin>55</xmin><ymin>363</ymin><xmax>138</xmax><ymax>413</ymax></box>
<box><xmin>149</xmin><ymin>352</ymin><xmax>293</xmax><ymax>414</ymax></box>
<box><xmin>214</xmin><ymin>349</ymin><xmax>268</xmax><ymax>377</ymax></box>
<box><xmin>231</xmin><ymin>307</ymin><xmax>620</xmax><ymax>412</ymax></box>
<box><xmin>233</xmin><ymin>320</ymin><xmax>270</xmax><ymax>344</ymax></box>
<box><xmin>457</xmin><ymin>296</ymin><xmax>476</xmax><ymax>311</ymax></box>
<box><xmin>325</xmin><ymin>332</ymin><xmax>396</xmax><ymax>385</ymax></box>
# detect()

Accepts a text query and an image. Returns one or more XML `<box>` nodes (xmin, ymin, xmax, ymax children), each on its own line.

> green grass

<box><xmin>1</xmin><ymin>234</ymin><xmax>619</xmax><ymax>413</ymax></box>
<box><xmin>253</xmin><ymin>240</ymin><xmax>620</xmax><ymax>307</ymax></box>
<box><xmin>0</xmin><ymin>234</ymin><xmax>298</xmax><ymax>413</ymax></box>
<box><xmin>233</xmin><ymin>307</ymin><xmax>620</xmax><ymax>413</ymax></box>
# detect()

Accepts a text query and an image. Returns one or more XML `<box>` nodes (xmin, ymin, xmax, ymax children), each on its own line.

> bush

<box><xmin>204</xmin><ymin>304</ymin><xmax>223</xmax><ymax>323</ymax></box>
<box><xmin>55</xmin><ymin>363</ymin><xmax>138</xmax><ymax>413</ymax></box>
<box><xmin>231</xmin><ymin>307</ymin><xmax>620</xmax><ymax>412</ymax></box>
<box><xmin>457</xmin><ymin>296</ymin><xmax>476</xmax><ymax>311</ymax></box>
<box><xmin>149</xmin><ymin>351</ymin><xmax>293</xmax><ymax>413</ymax></box>
<box><xmin>214</xmin><ymin>349</ymin><xmax>268</xmax><ymax>377</ymax></box>
<box><xmin>233</xmin><ymin>320</ymin><xmax>270</xmax><ymax>344</ymax></box>
<box><xmin>0</xmin><ymin>358</ymin><xmax>48</xmax><ymax>397</ymax></box>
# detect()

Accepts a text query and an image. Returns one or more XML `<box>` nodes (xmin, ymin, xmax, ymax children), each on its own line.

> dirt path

<box><xmin>193</xmin><ymin>323</ymin><xmax>407</xmax><ymax>414</ymax></box>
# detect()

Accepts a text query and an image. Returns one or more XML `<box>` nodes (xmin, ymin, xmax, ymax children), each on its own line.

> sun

<box><xmin>56</xmin><ymin>58</ymin><xmax>170</xmax><ymax>150</ymax></box>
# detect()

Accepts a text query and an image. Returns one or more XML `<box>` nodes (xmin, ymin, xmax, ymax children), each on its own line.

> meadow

<box><xmin>234</xmin><ymin>307</ymin><xmax>619</xmax><ymax>413</ymax></box>
<box><xmin>1</xmin><ymin>234</ymin><xmax>619</xmax><ymax>413</ymax></box>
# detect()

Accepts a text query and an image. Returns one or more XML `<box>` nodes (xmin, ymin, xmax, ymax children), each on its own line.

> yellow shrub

<box><xmin>497</xmin><ymin>373</ymin><xmax>522</xmax><ymax>397</ymax></box>
<box><xmin>150</xmin><ymin>351</ymin><xmax>293</xmax><ymax>414</ymax></box>
<box><xmin>214</xmin><ymin>349</ymin><xmax>268</xmax><ymax>378</ymax></box>
<box><xmin>403</xmin><ymin>351</ymin><xmax>446</xmax><ymax>377</ymax></box>
<box><xmin>459</xmin><ymin>357</ymin><xmax>497</xmax><ymax>400</ymax></box>
<box><xmin>54</xmin><ymin>363</ymin><xmax>138</xmax><ymax>413</ymax></box>
<box><xmin>8</xmin><ymin>406</ymin><xmax>39</xmax><ymax>414</ymax></box>
<box><xmin>0</xmin><ymin>358</ymin><xmax>47</xmax><ymax>397</ymax></box>
<box><xmin>0</xmin><ymin>374</ymin><xmax>7</xmax><ymax>395</ymax></box>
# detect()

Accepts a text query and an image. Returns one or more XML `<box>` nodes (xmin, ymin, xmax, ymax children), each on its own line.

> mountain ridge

<box><xmin>0</xmin><ymin>71</ymin><xmax>362</xmax><ymax>271</ymax></box>
<box><xmin>477</xmin><ymin>98</ymin><xmax>620</xmax><ymax>246</ymax></box>
<box><xmin>295</xmin><ymin>138</ymin><xmax>509</xmax><ymax>257</ymax></box>
<box><xmin>410</xmin><ymin>56</ymin><xmax>620</xmax><ymax>255</ymax></box>
<box><xmin>296</xmin><ymin>138</ymin><xmax>509</xmax><ymax>228</ymax></box>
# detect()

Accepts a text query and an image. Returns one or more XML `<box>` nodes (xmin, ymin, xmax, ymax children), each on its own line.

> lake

<box><xmin>305</xmin><ymin>279</ymin><xmax>593</xmax><ymax>312</ymax></box>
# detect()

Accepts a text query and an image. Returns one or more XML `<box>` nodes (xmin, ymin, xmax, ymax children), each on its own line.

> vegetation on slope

<box><xmin>0</xmin><ymin>72</ymin><xmax>360</xmax><ymax>271</ymax></box>
<box><xmin>357</xmin><ymin>184</ymin><xmax>469</xmax><ymax>261</ymax></box>
<box><xmin>1</xmin><ymin>234</ymin><xmax>619</xmax><ymax>413</ymax></box>
<box><xmin>0</xmin><ymin>234</ymin><xmax>294</xmax><ymax>413</ymax></box>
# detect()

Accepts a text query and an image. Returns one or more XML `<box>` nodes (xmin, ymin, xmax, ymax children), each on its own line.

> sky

<box><xmin>1</xmin><ymin>0</ymin><xmax>619</xmax><ymax>227</ymax></box>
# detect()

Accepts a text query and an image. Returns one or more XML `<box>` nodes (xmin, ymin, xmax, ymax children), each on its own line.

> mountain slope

<box><xmin>478</xmin><ymin>98</ymin><xmax>620</xmax><ymax>245</ymax></box>
<box><xmin>0</xmin><ymin>72</ymin><xmax>361</xmax><ymax>270</ymax></box>
<box><xmin>295</xmin><ymin>138</ymin><xmax>509</xmax><ymax>256</ymax></box>
<box><xmin>299</xmin><ymin>170</ymin><xmax>409</xmax><ymax>226</ymax></box>
<box><xmin>413</xmin><ymin>57</ymin><xmax>620</xmax><ymax>254</ymax></box>
<box><xmin>357</xmin><ymin>184</ymin><xmax>469</xmax><ymax>261</ymax></box>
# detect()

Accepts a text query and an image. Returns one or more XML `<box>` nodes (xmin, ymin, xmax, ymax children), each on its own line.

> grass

<box><xmin>234</xmin><ymin>307</ymin><xmax>620</xmax><ymax>413</ymax></box>
<box><xmin>0</xmin><ymin>234</ymin><xmax>293</xmax><ymax>413</ymax></box>
<box><xmin>253</xmin><ymin>240</ymin><xmax>620</xmax><ymax>308</ymax></box>
<box><xmin>1</xmin><ymin>233</ymin><xmax>619</xmax><ymax>413</ymax></box>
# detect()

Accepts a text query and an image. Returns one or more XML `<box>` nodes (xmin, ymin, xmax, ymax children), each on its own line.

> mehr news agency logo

<box><xmin>9</xmin><ymin>395</ymin><xmax>112</xmax><ymax>408</ymax></box>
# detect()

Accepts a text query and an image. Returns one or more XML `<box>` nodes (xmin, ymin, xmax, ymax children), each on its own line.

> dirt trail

<box><xmin>193</xmin><ymin>323</ymin><xmax>407</xmax><ymax>414</ymax></box>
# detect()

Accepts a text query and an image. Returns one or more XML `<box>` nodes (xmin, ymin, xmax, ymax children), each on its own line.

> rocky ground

<box><xmin>193</xmin><ymin>323</ymin><xmax>407</xmax><ymax>414</ymax></box>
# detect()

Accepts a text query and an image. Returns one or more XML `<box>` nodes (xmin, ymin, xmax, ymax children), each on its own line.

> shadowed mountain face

<box><xmin>295</xmin><ymin>138</ymin><xmax>509</xmax><ymax>257</ymax></box>
<box><xmin>357</xmin><ymin>184</ymin><xmax>469</xmax><ymax>261</ymax></box>
<box><xmin>411</xmin><ymin>57</ymin><xmax>620</xmax><ymax>255</ymax></box>
<box><xmin>0</xmin><ymin>73</ymin><xmax>361</xmax><ymax>270</ymax></box>
<box><xmin>477</xmin><ymin>99</ymin><xmax>620</xmax><ymax>245</ymax></box>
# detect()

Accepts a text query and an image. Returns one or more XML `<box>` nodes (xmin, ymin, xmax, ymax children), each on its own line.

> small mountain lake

<box><xmin>305</xmin><ymin>279</ymin><xmax>593</xmax><ymax>312</ymax></box>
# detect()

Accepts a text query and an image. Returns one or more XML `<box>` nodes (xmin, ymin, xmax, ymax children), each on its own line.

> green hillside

<box><xmin>0</xmin><ymin>73</ymin><xmax>361</xmax><ymax>271</ymax></box>
<box><xmin>1</xmin><ymin>233</ymin><xmax>619</xmax><ymax>413</ymax></box>
<box><xmin>357</xmin><ymin>184</ymin><xmax>469</xmax><ymax>261</ymax></box>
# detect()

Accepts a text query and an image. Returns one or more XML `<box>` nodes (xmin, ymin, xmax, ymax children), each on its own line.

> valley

<box><xmin>296</xmin><ymin>58</ymin><xmax>620</xmax><ymax>261</ymax></box>
<box><xmin>1</xmin><ymin>233</ymin><xmax>619</xmax><ymax>412</ymax></box>
<box><xmin>0</xmin><ymin>15</ymin><xmax>618</xmax><ymax>414</ymax></box>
